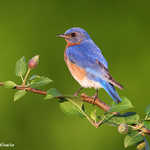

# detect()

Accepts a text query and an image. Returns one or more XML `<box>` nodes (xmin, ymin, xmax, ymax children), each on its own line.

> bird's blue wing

<box><xmin>81</xmin><ymin>40</ymin><xmax>108</xmax><ymax>68</ymax></box>
<box><xmin>66</xmin><ymin>40</ymin><xmax>108</xmax><ymax>67</ymax></box>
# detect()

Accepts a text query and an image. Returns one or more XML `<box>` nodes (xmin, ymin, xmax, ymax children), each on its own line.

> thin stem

<box><xmin>20</xmin><ymin>75</ymin><xmax>24</xmax><ymax>82</ymax></box>
<box><xmin>22</xmin><ymin>68</ymin><xmax>31</xmax><ymax>86</ymax></box>
<box><xmin>68</xmin><ymin>98</ymin><xmax>98</xmax><ymax>127</ymax></box>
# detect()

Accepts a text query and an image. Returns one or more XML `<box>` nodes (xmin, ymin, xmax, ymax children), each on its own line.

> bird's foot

<box><xmin>92</xmin><ymin>89</ymin><xmax>99</xmax><ymax>104</ymax></box>
<box><xmin>92</xmin><ymin>95</ymin><xmax>98</xmax><ymax>104</ymax></box>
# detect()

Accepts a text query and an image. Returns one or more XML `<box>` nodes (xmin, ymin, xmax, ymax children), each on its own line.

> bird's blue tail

<box><xmin>98</xmin><ymin>79</ymin><xmax>122</xmax><ymax>103</ymax></box>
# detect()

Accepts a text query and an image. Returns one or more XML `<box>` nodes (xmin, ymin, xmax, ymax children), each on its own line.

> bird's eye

<box><xmin>71</xmin><ymin>32</ymin><xmax>76</xmax><ymax>37</ymax></box>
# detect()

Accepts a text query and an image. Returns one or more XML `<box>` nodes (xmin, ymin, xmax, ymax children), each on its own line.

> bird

<box><xmin>57</xmin><ymin>27</ymin><xmax>123</xmax><ymax>103</ymax></box>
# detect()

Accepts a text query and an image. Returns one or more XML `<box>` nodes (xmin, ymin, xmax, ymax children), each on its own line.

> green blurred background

<box><xmin>0</xmin><ymin>0</ymin><xmax>149</xmax><ymax>149</ymax></box>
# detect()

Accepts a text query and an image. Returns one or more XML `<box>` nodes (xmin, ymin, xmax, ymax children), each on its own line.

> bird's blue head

<box><xmin>57</xmin><ymin>27</ymin><xmax>91</xmax><ymax>44</ymax></box>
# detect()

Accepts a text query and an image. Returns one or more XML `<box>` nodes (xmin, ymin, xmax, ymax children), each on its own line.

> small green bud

<box><xmin>118</xmin><ymin>123</ymin><xmax>128</xmax><ymax>134</ymax></box>
<box><xmin>28</xmin><ymin>55</ymin><xmax>39</xmax><ymax>69</ymax></box>
<box><xmin>4</xmin><ymin>81</ymin><xmax>16</xmax><ymax>88</ymax></box>
<box><xmin>136</xmin><ymin>142</ymin><xmax>146</xmax><ymax>150</ymax></box>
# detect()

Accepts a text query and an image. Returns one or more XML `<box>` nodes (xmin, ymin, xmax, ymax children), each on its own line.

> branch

<box><xmin>15</xmin><ymin>86</ymin><xmax>47</xmax><ymax>95</ymax></box>
<box><xmin>0</xmin><ymin>81</ymin><xmax>110</xmax><ymax>112</ymax></box>
<box><xmin>80</xmin><ymin>93</ymin><xmax>110</xmax><ymax>112</ymax></box>
<box><xmin>1</xmin><ymin>81</ymin><xmax>150</xmax><ymax>134</ymax></box>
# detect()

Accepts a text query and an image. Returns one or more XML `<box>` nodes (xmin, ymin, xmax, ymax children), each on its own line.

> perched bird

<box><xmin>57</xmin><ymin>27</ymin><xmax>123</xmax><ymax>103</ymax></box>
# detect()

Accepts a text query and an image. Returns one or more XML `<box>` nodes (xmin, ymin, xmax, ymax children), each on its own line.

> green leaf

<box><xmin>137</xmin><ymin>141</ymin><xmax>146</xmax><ymax>150</ymax></box>
<box><xmin>29</xmin><ymin>75</ymin><xmax>40</xmax><ymax>80</ymax></box>
<box><xmin>60</xmin><ymin>96</ymin><xmax>85</xmax><ymax>117</ymax></box>
<box><xmin>15</xmin><ymin>56</ymin><xmax>27</xmax><ymax>77</ymax></box>
<box><xmin>144</xmin><ymin>120</ymin><xmax>150</xmax><ymax>130</ymax></box>
<box><xmin>66</xmin><ymin>97</ymin><xmax>83</xmax><ymax>109</ymax></box>
<box><xmin>30</xmin><ymin>76</ymin><xmax>52</xmax><ymax>88</ymax></box>
<box><xmin>60</xmin><ymin>101</ymin><xmax>83</xmax><ymax>116</ymax></box>
<box><xmin>124</xmin><ymin>131</ymin><xmax>144</xmax><ymax>148</ymax></box>
<box><xmin>45</xmin><ymin>88</ymin><xmax>62</xmax><ymax>100</ymax></box>
<box><xmin>145</xmin><ymin>114</ymin><xmax>150</xmax><ymax>121</ymax></box>
<box><xmin>14</xmin><ymin>90</ymin><xmax>27</xmax><ymax>102</ymax></box>
<box><xmin>109</xmin><ymin>97</ymin><xmax>133</xmax><ymax>112</ymax></box>
<box><xmin>4</xmin><ymin>81</ymin><xmax>16</xmax><ymax>88</ymax></box>
<box><xmin>108</xmin><ymin>112</ymin><xmax>140</xmax><ymax>125</ymax></box>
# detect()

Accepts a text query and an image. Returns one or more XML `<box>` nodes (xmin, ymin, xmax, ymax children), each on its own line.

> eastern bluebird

<box><xmin>58</xmin><ymin>27</ymin><xmax>123</xmax><ymax>103</ymax></box>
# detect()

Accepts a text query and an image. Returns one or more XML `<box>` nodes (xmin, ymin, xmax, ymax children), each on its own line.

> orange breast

<box><xmin>64</xmin><ymin>52</ymin><xmax>86</xmax><ymax>81</ymax></box>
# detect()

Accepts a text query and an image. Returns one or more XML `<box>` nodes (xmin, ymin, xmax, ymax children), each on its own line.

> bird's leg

<box><xmin>74</xmin><ymin>87</ymin><xmax>83</xmax><ymax>96</ymax></box>
<box><xmin>92</xmin><ymin>89</ymin><xmax>99</xmax><ymax>103</ymax></box>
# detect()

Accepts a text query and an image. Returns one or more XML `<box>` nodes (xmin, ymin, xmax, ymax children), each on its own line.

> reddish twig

<box><xmin>0</xmin><ymin>82</ymin><xmax>111</xmax><ymax>111</ymax></box>
<box><xmin>80</xmin><ymin>93</ymin><xmax>110</xmax><ymax>112</ymax></box>
<box><xmin>0</xmin><ymin>82</ymin><xmax>4</xmax><ymax>86</ymax></box>
<box><xmin>80</xmin><ymin>93</ymin><xmax>118</xmax><ymax>115</ymax></box>
<box><xmin>16</xmin><ymin>86</ymin><xmax>47</xmax><ymax>95</ymax></box>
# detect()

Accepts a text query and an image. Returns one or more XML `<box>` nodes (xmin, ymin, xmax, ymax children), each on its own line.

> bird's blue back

<box><xmin>66</xmin><ymin>39</ymin><xmax>108</xmax><ymax>69</ymax></box>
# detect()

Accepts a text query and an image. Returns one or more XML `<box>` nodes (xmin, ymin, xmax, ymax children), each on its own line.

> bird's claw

<box><xmin>92</xmin><ymin>95</ymin><xmax>98</xmax><ymax>104</ymax></box>
<box><xmin>92</xmin><ymin>89</ymin><xmax>99</xmax><ymax>104</ymax></box>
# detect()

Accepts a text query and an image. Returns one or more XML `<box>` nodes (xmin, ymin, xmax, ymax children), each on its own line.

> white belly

<box><xmin>73</xmin><ymin>75</ymin><xmax>102</xmax><ymax>89</ymax></box>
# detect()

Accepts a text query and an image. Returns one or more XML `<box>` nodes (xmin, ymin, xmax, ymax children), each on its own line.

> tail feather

<box><xmin>99</xmin><ymin>79</ymin><xmax>122</xmax><ymax>103</ymax></box>
<box><xmin>108</xmin><ymin>77</ymin><xmax>123</xmax><ymax>90</ymax></box>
